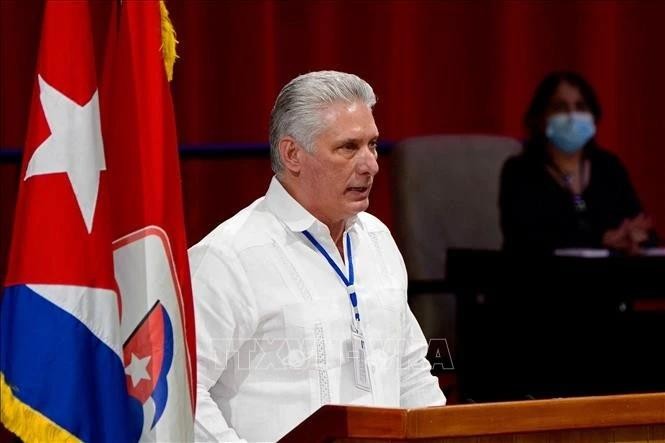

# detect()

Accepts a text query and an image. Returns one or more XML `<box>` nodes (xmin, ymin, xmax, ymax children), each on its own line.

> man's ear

<box><xmin>279</xmin><ymin>137</ymin><xmax>304</xmax><ymax>175</ymax></box>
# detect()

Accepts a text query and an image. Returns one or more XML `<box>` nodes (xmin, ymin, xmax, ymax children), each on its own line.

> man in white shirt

<box><xmin>190</xmin><ymin>71</ymin><xmax>446</xmax><ymax>442</ymax></box>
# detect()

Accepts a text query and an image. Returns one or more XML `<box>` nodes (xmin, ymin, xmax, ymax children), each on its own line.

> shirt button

<box><xmin>286</xmin><ymin>349</ymin><xmax>306</xmax><ymax>369</ymax></box>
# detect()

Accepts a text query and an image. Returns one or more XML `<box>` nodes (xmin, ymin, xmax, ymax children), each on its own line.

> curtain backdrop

<box><xmin>2</xmin><ymin>0</ymin><xmax>665</xmax><ymax>280</ymax></box>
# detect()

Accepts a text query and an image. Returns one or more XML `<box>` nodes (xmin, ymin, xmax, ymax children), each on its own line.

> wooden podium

<box><xmin>279</xmin><ymin>393</ymin><xmax>665</xmax><ymax>442</ymax></box>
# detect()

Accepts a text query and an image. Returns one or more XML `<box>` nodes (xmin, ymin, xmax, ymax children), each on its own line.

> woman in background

<box><xmin>499</xmin><ymin>71</ymin><xmax>655</xmax><ymax>255</ymax></box>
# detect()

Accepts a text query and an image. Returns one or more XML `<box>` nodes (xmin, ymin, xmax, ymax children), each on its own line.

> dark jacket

<box><xmin>499</xmin><ymin>145</ymin><xmax>643</xmax><ymax>254</ymax></box>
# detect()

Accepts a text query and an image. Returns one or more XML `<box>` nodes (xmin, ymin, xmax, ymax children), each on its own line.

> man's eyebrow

<box><xmin>335</xmin><ymin>135</ymin><xmax>380</xmax><ymax>145</ymax></box>
<box><xmin>335</xmin><ymin>137</ymin><xmax>361</xmax><ymax>146</ymax></box>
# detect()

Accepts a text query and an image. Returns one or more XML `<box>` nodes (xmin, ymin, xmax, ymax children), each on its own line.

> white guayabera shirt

<box><xmin>189</xmin><ymin>177</ymin><xmax>446</xmax><ymax>443</ymax></box>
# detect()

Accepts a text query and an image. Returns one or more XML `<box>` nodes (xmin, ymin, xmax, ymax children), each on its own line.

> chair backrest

<box><xmin>392</xmin><ymin>134</ymin><xmax>521</xmax><ymax>279</ymax></box>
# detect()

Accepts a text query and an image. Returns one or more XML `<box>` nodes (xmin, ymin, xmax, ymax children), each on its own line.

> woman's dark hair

<box><xmin>524</xmin><ymin>71</ymin><xmax>602</xmax><ymax>145</ymax></box>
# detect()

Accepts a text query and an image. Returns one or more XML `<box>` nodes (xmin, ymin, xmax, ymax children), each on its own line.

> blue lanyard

<box><xmin>302</xmin><ymin>230</ymin><xmax>360</xmax><ymax>325</ymax></box>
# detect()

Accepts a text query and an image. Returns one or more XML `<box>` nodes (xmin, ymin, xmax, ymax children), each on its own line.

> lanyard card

<box><xmin>351</xmin><ymin>327</ymin><xmax>372</xmax><ymax>392</ymax></box>
<box><xmin>302</xmin><ymin>230</ymin><xmax>371</xmax><ymax>391</ymax></box>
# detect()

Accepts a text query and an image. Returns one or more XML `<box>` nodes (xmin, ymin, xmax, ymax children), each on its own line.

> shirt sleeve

<box><xmin>189</xmin><ymin>242</ymin><xmax>258</xmax><ymax>442</ymax></box>
<box><xmin>399</xmin><ymin>305</ymin><xmax>447</xmax><ymax>407</ymax></box>
<box><xmin>393</xmin><ymin>240</ymin><xmax>447</xmax><ymax>407</ymax></box>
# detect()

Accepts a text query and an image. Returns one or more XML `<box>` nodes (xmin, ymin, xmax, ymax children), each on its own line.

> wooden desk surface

<box><xmin>279</xmin><ymin>392</ymin><xmax>665</xmax><ymax>442</ymax></box>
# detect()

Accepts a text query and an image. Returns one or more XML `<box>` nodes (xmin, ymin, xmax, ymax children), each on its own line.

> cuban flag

<box><xmin>0</xmin><ymin>1</ymin><xmax>196</xmax><ymax>442</ymax></box>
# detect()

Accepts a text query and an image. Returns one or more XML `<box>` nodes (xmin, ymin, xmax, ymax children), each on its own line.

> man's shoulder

<box><xmin>189</xmin><ymin>197</ymin><xmax>279</xmax><ymax>257</ymax></box>
<box><xmin>357</xmin><ymin>211</ymin><xmax>391</xmax><ymax>234</ymax></box>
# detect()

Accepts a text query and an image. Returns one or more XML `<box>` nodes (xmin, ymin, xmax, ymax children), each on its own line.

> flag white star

<box><xmin>125</xmin><ymin>353</ymin><xmax>152</xmax><ymax>387</ymax></box>
<box><xmin>25</xmin><ymin>74</ymin><xmax>106</xmax><ymax>233</ymax></box>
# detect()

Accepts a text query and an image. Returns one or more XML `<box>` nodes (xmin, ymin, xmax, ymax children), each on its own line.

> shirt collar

<box><xmin>265</xmin><ymin>176</ymin><xmax>360</xmax><ymax>234</ymax></box>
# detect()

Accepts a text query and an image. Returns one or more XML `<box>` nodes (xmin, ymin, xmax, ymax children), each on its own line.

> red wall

<box><xmin>2</xmin><ymin>0</ymin><xmax>665</xmax><ymax>279</ymax></box>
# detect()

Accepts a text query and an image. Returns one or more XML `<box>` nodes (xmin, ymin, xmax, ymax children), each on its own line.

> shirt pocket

<box><xmin>367</xmin><ymin>287</ymin><xmax>404</xmax><ymax>363</ymax></box>
<box><xmin>279</xmin><ymin>301</ymin><xmax>319</xmax><ymax>371</ymax></box>
<box><xmin>284</xmin><ymin>297</ymin><xmax>356</xmax><ymax>371</ymax></box>
<box><xmin>376</xmin><ymin>286</ymin><xmax>406</xmax><ymax>312</ymax></box>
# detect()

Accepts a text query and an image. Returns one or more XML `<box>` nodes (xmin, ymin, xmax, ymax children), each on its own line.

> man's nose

<box><xmin>358</xmin><ymin>146</ymin><xmax>379</xmax><ymax>176</ymax></box>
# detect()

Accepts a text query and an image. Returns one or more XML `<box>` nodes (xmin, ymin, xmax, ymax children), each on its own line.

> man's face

<box><xmin>297</xmin><ymin>101</ymin><xmax>379</xmax><ymax>227</ymax></box>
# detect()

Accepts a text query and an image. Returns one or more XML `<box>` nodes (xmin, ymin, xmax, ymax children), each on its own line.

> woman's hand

<box><xmin>602</xmin><ymin>213</ymin><xmax>652</xmax><ymax>255</ymax></box>
<box><xmin>626</xmin><ymin>213</ymin><xmax>653</xmax><ymax>244</ymax></box>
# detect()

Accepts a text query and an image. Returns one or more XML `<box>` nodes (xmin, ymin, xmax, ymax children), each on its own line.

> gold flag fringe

<box><xmin>0</xmin><ymin>373</ymin><xmax>80</xmax><ymax>443</ymax></box>
<box><xmin>160</xmin><ymin>1</ymin><xmax>178</xmax><ymax>81</ymax></box>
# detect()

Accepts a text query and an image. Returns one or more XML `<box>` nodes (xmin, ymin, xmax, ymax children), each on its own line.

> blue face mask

<box><xmin>545</xmin><ymin>112</ymin><xmax>596</xmax><ymax>153</ymax></box>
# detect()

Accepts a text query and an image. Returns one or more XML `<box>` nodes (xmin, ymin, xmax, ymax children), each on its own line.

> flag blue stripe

<box><xmin>0</xmin><ymin>284</ymin><xmax>142</xmax><ymax>442</ymax></box>
<box><xmin>150</xmin><ymin>305</ymin><xmax>174</xmax><ymax>429</ymax></box>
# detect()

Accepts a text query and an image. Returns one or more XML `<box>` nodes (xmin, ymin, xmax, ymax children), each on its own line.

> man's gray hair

<box><xmin>269</xmin><ymin>70</ymin><xmax>377</xmax><ymax>174</ymax></box>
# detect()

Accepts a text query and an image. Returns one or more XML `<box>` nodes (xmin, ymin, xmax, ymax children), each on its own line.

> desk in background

<box><xmin>445</xmin><ymin>249</ymin><xmax>665</xmax><ymax>403</ymax></box>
